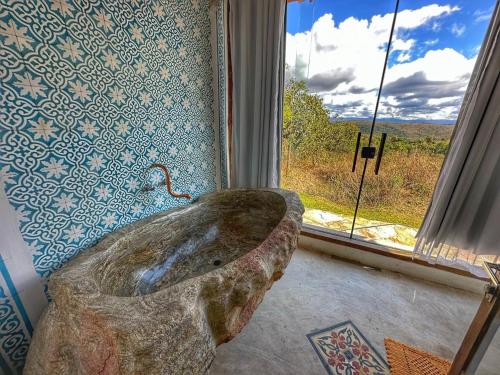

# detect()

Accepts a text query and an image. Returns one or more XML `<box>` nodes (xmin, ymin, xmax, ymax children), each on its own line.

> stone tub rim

<box><xmin>48</xmin><ymin>188</ymin><xmax>303</xmax><ymax>301</ymax></box>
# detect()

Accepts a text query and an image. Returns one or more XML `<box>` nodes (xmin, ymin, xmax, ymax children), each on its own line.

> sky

<box><xmin>285</xmin><ymin>0</ymin><xmax>495</xmax><ymax>122</ymax></box>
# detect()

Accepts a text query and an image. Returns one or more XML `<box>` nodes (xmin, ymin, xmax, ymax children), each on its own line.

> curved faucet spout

<box><xmin>148</xmin><ymin>163</ymin><xmax>192</xmax><ymax>200</ymax></box>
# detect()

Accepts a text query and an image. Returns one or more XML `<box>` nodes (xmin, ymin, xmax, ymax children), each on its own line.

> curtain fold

<box><xmin>415</xmin><ymin>2</ymin><xmax>500</xmax><ymax>271</ymax></box>
<box><xmin>228</xmin><ymin>0</ymin><xmax>286</xmax><ymax>188</ymax></box>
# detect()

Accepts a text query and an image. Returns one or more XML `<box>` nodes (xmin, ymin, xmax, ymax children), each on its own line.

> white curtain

<box><xmin>415</xmin><ymin>2</ymin><xmax>500</xmax><ymax>273</ymax></box>
<box><xmin>228</xmin><ymin>0</ymin><xmax>286</xmax><ymax>188</ymax></box>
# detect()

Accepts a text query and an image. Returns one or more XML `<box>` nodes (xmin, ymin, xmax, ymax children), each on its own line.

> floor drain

<box><xmin>213</xmin><ymin>259</ymin><xmax>221</xmax><ymax>266</ymax></box>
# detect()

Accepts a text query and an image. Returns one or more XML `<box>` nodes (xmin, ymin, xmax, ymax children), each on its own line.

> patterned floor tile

<box><xmin>307</xmin><ymin>320</ymin><xmax>389</xmax><ymax>375</ymax></box>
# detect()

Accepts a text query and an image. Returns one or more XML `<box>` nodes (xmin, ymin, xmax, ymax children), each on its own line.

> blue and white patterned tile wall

<box><xmin>0</xmin><ymin>257</ymin><xmax>32</xmax><ymax>374</ymax></box>
<box><xmin>0</xmin><ymin>0</ymin><xmax>222</xmax><ymax>372</ymax></box>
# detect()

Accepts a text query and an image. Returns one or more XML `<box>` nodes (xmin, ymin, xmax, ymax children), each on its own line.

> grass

<box><xmin>298</xmin><ymin>192</ymin><xmax>354</xmax><ymax>217</ymax></box>
<box><xmin>281</xmin><ymin>150</ymin><xmax>444</xmax><ymax>229</ymax></box>
<box><xmin>298</xmin><ymin>192</ymin><xmax>421</xmax><ymax>228</ymax></box>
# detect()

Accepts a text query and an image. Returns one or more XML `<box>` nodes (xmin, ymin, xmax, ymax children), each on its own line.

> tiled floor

<box><xmin>210</xmin><ymin>248</ymin><xmax>499</xmax><ymax>374</ymax></box>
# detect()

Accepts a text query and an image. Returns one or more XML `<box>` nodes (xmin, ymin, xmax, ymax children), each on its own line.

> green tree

<box><xmin>282</xmin><ymin>80</ymin><xmax>357</xmax><ymax>170</ymax></box>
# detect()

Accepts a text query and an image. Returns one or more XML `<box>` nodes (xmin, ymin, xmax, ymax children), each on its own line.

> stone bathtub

<box><xmin>25</xmin><ymin>189</ymin><xmax>303</xmax><ymax>374</ymax></box>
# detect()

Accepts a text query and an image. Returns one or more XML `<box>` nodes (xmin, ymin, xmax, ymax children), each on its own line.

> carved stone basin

<box><xmin>25</xmin><ymin>189</ymin><xmax>303</xmax><ymax>374</ymax></box>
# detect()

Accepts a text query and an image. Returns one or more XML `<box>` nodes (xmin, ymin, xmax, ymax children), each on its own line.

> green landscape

<box><xmin>352</xmin><ymin>120</ymin><xmax>454</xmax><ymax>140</ymax></box>
<box><xmin>281</xmin><ymin>80</ymin><xmax>454</xmax><ymax>230</ymax></box>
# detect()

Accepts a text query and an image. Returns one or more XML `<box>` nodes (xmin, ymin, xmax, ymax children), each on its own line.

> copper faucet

<box><xmin>146</xmin><ymin>163</ymin><xmax>192</xmax><ymax>200</ymax></box>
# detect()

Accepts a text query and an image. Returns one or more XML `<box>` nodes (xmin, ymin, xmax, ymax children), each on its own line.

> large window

<box><xmin>282</xmin><ymin>0</ymin><xmax>494</xmax><ymax>251</ymax></box>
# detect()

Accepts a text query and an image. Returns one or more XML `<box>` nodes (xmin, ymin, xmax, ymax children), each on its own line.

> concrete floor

<box><xmin>210</xmin><ymin>248</ymin><xmax>500</xmax><ymax>374</ymax></box>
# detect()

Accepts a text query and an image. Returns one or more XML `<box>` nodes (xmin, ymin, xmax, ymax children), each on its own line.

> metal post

<box><xmin>448</xmin><ymin>262</ymin><xmax>500</xmax><ymax>374</ymax></box>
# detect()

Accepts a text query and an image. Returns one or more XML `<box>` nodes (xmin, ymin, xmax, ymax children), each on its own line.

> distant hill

<box><xmin>337</xmin><ymin>119</ymin><xmax>455</xmax><ymax>140</ymax></box>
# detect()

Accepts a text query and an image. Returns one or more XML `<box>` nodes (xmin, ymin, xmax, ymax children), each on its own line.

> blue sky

<box><xmin>285</xmin><ymin>0</ymin><xmax>494</xmax><ymax>121</ymax></box>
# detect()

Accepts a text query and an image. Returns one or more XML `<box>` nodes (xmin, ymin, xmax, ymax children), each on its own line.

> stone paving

<box><xmin>303</xmin><ymin>208</ymin><xmax>418</xmax><ymax>251</ymax></box>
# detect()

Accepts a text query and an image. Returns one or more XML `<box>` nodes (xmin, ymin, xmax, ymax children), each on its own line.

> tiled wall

<box><xmin>0</xmin><ymin>0</ymin><xmax>225</xmax><ymax>372</ymax></box>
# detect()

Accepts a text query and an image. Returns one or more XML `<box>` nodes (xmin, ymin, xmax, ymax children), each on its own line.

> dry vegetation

<box><xmin>281</xmin><ymin>148</ymin><xmax>445</xmax><ymax>228</ymax></box>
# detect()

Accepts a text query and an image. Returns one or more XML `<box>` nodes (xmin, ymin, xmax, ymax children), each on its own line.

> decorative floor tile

<box><xmin>307</xmin><ymin>320</ymin><xmax>389</xmax><ymax>375</ymax></box>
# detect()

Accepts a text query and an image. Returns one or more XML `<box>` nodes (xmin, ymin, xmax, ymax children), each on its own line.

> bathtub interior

<box><xmin>96</xmin><ymin>190</ymin><xmax>287</xmax><ymax>297</ymax></box>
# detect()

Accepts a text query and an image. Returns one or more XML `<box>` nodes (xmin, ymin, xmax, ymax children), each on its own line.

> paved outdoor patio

<box><xmin>304</xmin><ymin>208</ymin><xmax>418</xmax><ymax>251</ymax></box>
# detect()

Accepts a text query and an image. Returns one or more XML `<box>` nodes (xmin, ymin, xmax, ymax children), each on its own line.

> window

<box><xmin>282</xmin><ymin>0</ymin><xmax>495</xmax><ymax>251</ymax></box>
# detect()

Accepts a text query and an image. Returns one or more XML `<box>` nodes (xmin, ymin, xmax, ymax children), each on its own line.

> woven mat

<box><xmin>384</xmin><ymin>338</ymin><xmax>451</xmax><ymax>375</ymax></box>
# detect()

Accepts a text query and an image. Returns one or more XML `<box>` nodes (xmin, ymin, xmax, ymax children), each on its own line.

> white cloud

<box><xmin>392</xmin><ymin>38</ymin><xmax>415</xmax><ymax>51</ymax></box>
<box><xmin>286</xmin><ymin>4</ymin><xmax>476</xmax><ymax>120</ymax></box>
<box><xmin>473</xmin><ymin>8</ymin><xmax>492</xmax><ymax>23</ymax></box>
<box><xmin>396</xmin><ymin>52</ymin><xmax>411</xmax><ymax>62</ymax></box>
<box><xmin>388</xmin><ymin>48</ymin><xmax>472</xmax><ymax>82</ymax></box>
<box><xmin>370</xmin><ymin>4</ymin><xmax>459</xmax><ymax>32</ymax></box>
<box><xmin>451</xmin><ymin>23</ymin><xmax>465</xmax><ymax>36</ymax></box>
<box><xmin>380</xmin><ymin>48</ymin><xmax>474</xmax><ymax>119</ymax></box>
